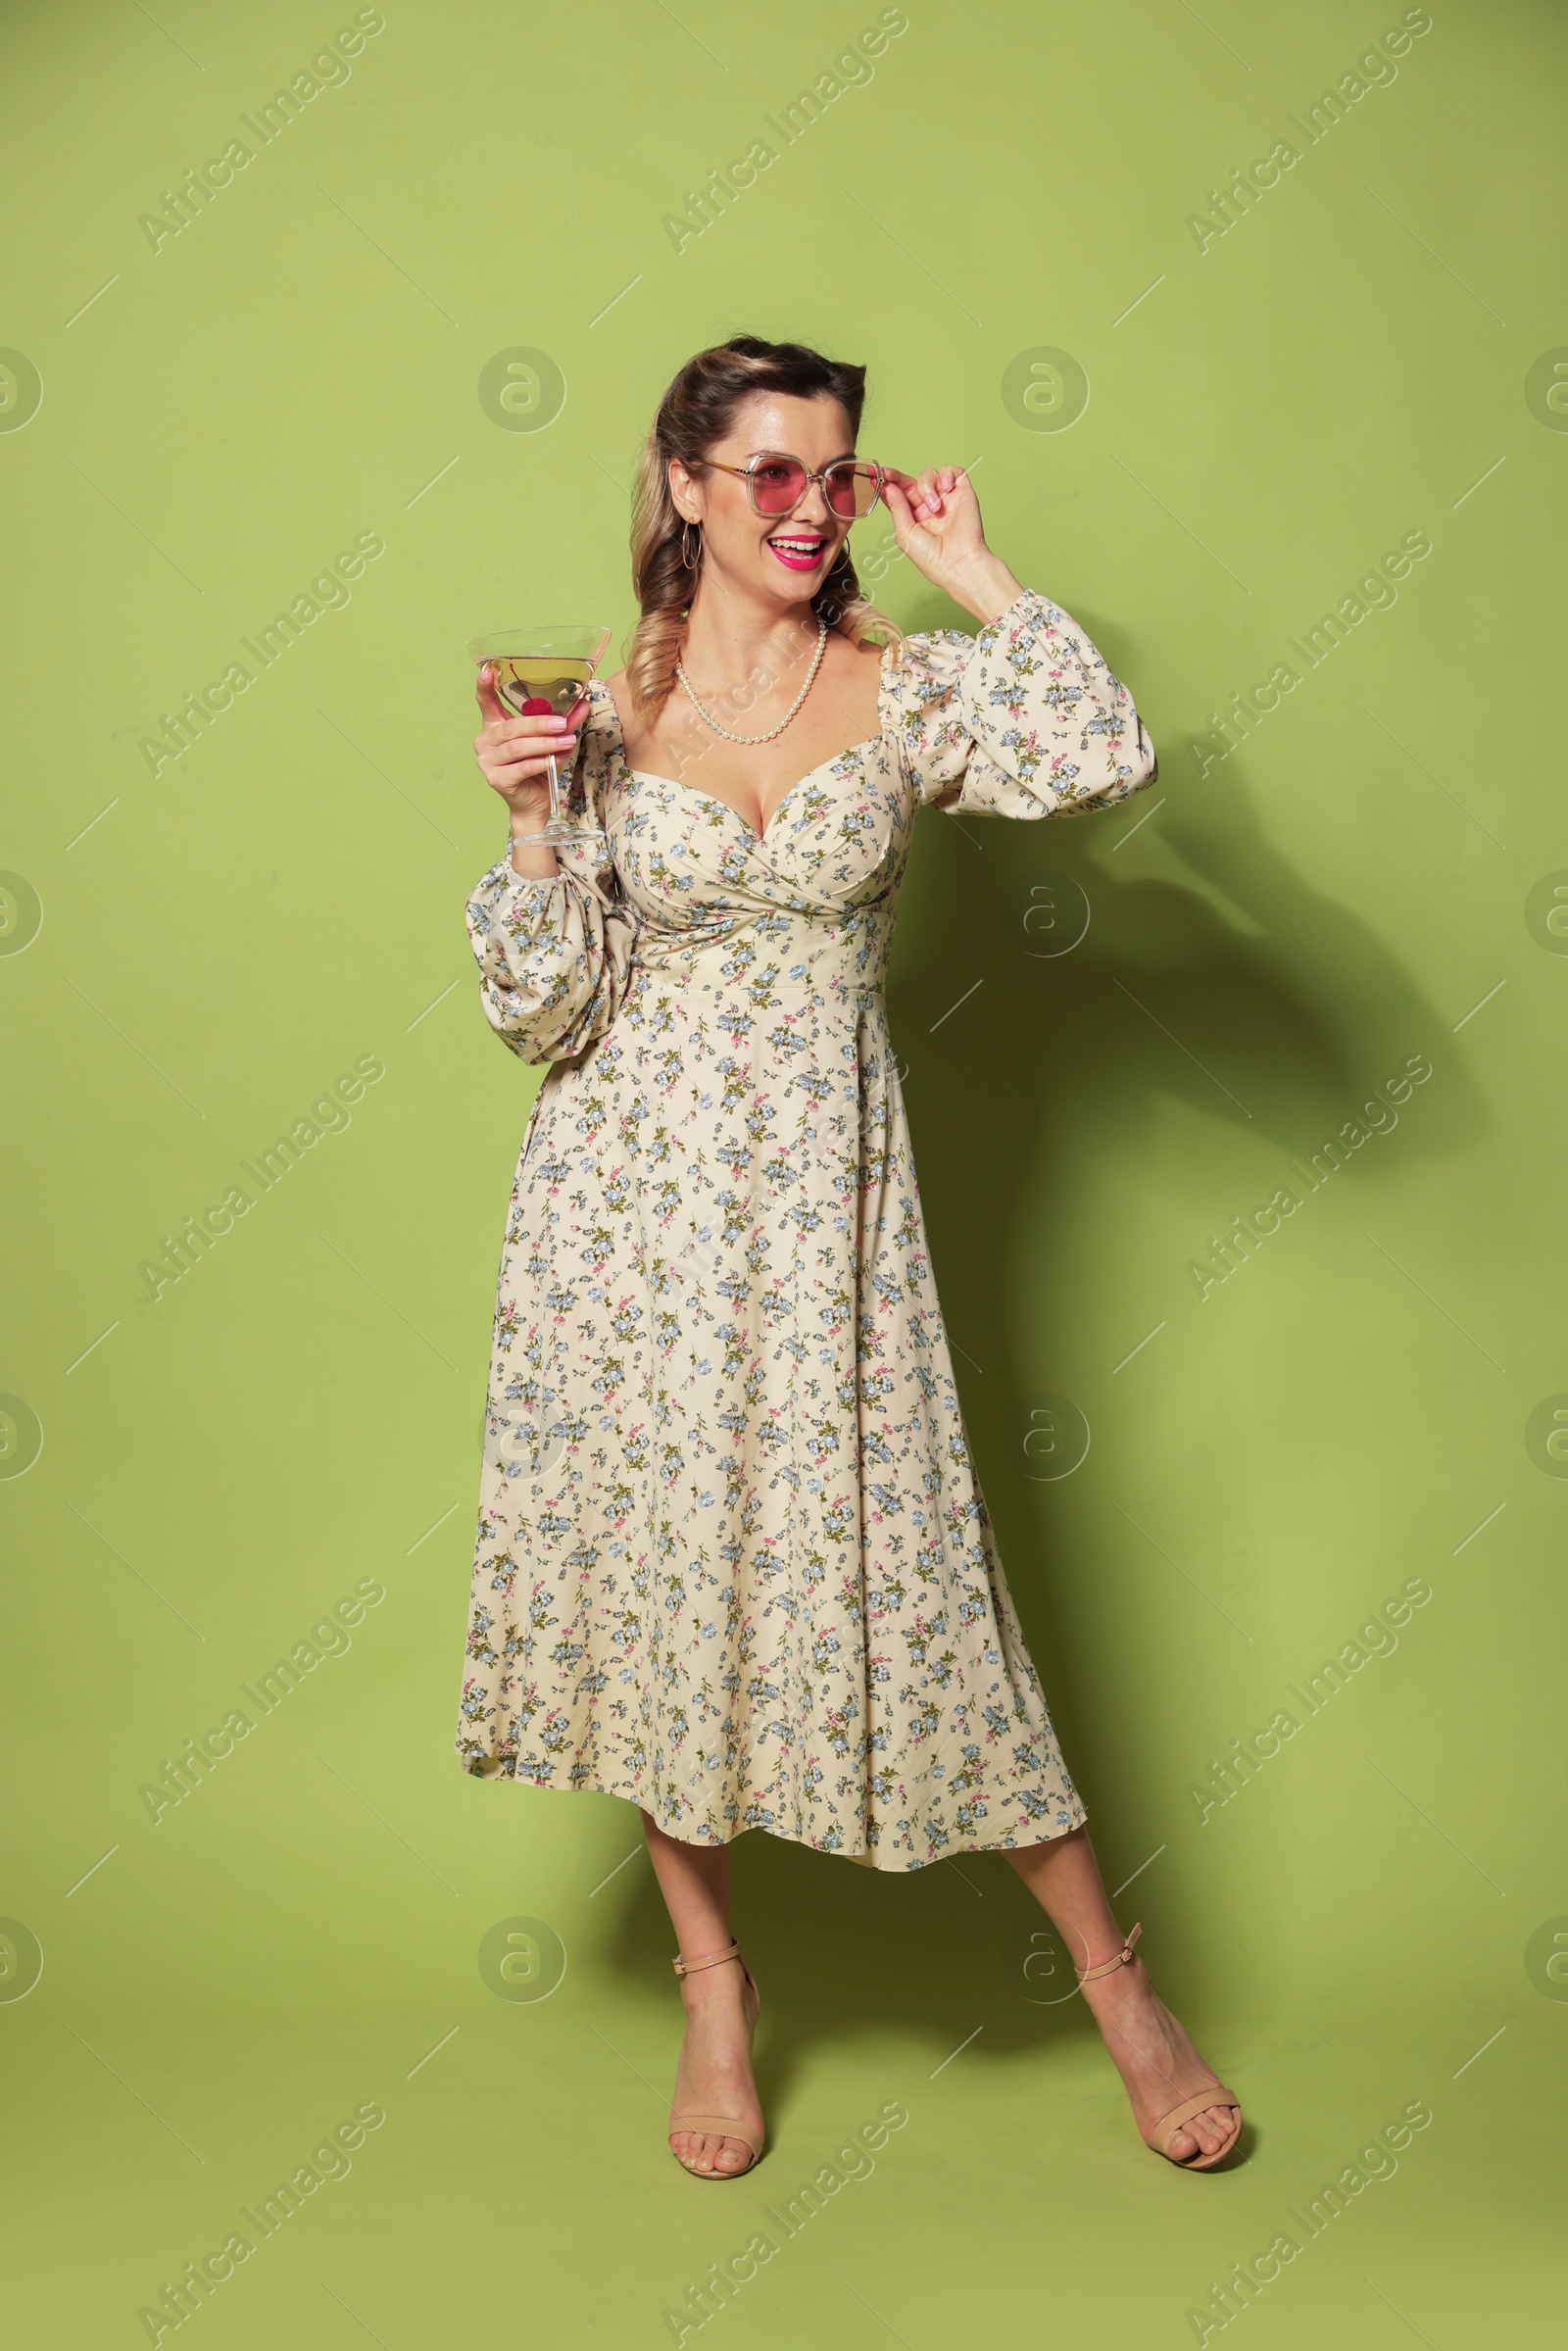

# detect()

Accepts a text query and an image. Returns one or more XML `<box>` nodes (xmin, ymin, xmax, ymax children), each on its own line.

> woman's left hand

<box><xmin>878</xmin><ymin>465</ymin><xmax>1023</xmax><ymax>625</ymax></box>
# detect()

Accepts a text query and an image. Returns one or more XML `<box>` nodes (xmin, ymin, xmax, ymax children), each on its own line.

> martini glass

<box><xmin>468</xmin><ymin>622</ymin><xmax>612</xmax><ymax>846</ymax></box>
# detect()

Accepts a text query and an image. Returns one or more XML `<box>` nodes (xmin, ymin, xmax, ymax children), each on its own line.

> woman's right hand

<box><xmin>473</xmin><ymin>664</ymin><xmax>585</xmax><ymax>841</ymax></box>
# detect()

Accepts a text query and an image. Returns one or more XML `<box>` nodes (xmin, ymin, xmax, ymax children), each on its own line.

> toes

<box><xmin>671</xmin><ymin>2129</ymin><xmax>713</xmax><ymax>2175</ymax></box>
<box><xmin>1183</xmin><ymin>2106</ymin><xmax>1239</xmax><ymax>2162</ymax></box>
<box><xmin>1157</xmin><ymin>2101</ymin><xmax>1241</xmax><ymax>2163</ymax></box>
<box><xmin>671</xmin><ymin>2126</ymin><xmax>754</xmax><ymax>2176</ymax></box>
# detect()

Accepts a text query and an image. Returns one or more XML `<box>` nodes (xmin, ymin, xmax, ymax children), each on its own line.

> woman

<box><xmin>458</xmin><ymin>335</ymin><xmax>1241</xmax><ymax>2180</ymax></box>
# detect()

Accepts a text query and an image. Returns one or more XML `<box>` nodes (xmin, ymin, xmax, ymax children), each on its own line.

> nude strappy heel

<box><xmin>667</xmin><ymin>1938</ymin><xmax>764</xmax><ymax>2179</ymax></box>
<box><xmin>1075</xmin><ymin>1923</ymin><xmax>1242</xmax><ymax>2172</ymax></box>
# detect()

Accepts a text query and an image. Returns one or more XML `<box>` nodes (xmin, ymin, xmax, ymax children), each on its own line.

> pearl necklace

<box><xmin>673</xmin><ymin>618</ymin><xmax>828</xmax><ymax>744</ymax></box>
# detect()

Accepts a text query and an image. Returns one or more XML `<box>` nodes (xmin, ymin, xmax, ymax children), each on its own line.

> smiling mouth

<box><xmin>764</xmin><ymin>531</ymin><xmax>829</xmax><ymax>571</ymax></box>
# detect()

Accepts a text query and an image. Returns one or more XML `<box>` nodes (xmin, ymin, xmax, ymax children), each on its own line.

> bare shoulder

<box><xmin>834</xmin><ymin>623</ymin><xmax>903</xmax><ymax>678</ymax></box>
<box><xmin>832</xmin><ymin>628</ymin><xmax>889</xmax><ymax>667</ymax></box>
<box><xmin>824</xmin><ymin>624</ymin><xmax>892</xmax><ymax>729</ymax></box>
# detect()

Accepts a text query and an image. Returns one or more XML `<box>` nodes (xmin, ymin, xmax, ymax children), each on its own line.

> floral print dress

<box><xmin>456</xmin><ymin>589</ymin><xmax>1157</xmax><ymax>1869</ymax></box>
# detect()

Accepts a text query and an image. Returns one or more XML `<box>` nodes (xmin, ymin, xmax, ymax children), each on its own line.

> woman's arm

<box><xmin>880</xmin><ymin>464</ymin><xmax>1025</xmax><ymax>624</ymax></box>
<box><xmin>880</xmin><ymin>465</ymin><xmax>1157</xmax><ymax>818</ymax></box>
<box><xmin>467</xmin><ymin>673</ymin><xmax>637</xmax><ymax>1062</ymax></box>
<box><xmin>879</xmin><ymin>458</ymin><xmax>1024</xmax><ymax>620</ymax></box>
<box><xmin>466</xmin><ymin>858</ymin><xmax>639</xmax><ymax>1065</ymax></box>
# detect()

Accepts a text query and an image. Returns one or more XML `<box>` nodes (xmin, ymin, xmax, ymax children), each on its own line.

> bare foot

<box><xmin>1077</xmin><ymin>1951</ymin><xmax>1239</xmax><ymax>2165</ymax></box>
<box><xmin>668</xmin><ymin>1955</ymin><xmax>763</xmax><ymax>2178</ymax></box>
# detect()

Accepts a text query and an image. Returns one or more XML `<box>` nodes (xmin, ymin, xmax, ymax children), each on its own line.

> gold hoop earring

<box><xmin>680</xmin><ymin>520</ymin><xmax>703</xmax><ymax>572</ymax></box>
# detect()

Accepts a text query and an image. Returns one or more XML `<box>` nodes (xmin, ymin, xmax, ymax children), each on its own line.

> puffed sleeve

<box><xmin>884</xmin><ymin>587</ymin><xmax>1157</xmax><ymax>817</ymax></box>
<box><xmin>465</xmin><ymin>693</ymin><xmax>641</xmax><ymax>1065</ymax></box>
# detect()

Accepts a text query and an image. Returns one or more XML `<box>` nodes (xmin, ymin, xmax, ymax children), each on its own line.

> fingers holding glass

<box><xmin>474</xmin><ymin>710</ymin><xmax>579</xmax><ymax>809</ymax></box>
<box><xmin>877</xmin><ymin>466</ymin><xmax>945</xmax><ymax>524</ymax></box>
<box><xmin>878</xmin><ymin>472</ymin><xmax>915</xmax><ymax>540</ymax></box>
<box><xmin>914</xmin><ymin>466</ymin><xmax>946</xmax><ymax>517</ymax></box>
<box><xmin>466</xmin><ymin>627</ymin><xmax>611</xmax><ymax>847</ymax></box>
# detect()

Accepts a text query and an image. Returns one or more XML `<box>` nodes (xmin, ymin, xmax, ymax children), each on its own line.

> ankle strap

<box><xmin>1075</xmin><ymin>1922</ymin><xmax>1143</xmax><ymax>1983</ymax></box>
<box><xmin>671</xmin><ymin>1938</ymin><xmax>742</xmax><ymax>1978</ymax></box>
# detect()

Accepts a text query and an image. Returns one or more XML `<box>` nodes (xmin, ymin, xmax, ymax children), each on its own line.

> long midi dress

<box><xmin>455</xmin><ymin>587</ymin><xmax>1158</xmax><ymax>1869</ymax></box>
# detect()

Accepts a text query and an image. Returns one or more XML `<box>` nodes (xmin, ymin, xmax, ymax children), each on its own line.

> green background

<box><xmin>2</xmin><ymin>0</ymin><xmax>1563</xmax><ymax>2342</ymax></box>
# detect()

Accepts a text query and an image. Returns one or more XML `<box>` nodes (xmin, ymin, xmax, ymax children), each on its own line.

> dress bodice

<box><xmin>466</xmin><ymin>589</ymin><xmax>1157</xmax><ymax>1066</ymax></box>
<box><xmin>583</xmin><ymin>664</ymin><xmax>920</xmax><ymax>938</ymax></box>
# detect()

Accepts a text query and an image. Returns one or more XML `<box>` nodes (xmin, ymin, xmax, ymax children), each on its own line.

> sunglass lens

<box><xmin>752</xmin><ymin>460</ymin><xmax>807</xmax><ymax>514</ymax></box>
<box><xmin>826</xmin><ymin>465</ymin><xmax>877</xmax><ymax>517</ymax></box>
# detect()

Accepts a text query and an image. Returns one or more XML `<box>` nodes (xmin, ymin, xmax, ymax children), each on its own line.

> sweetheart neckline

<box><xmin>592</xmin><ymin>671</ymin><xmax>893</xmax><ymax>846</ymax></box>
<box><xmin>625</xmin><ymin>734</ymin><xmax>886</xmax><ymax>844</ymax></box>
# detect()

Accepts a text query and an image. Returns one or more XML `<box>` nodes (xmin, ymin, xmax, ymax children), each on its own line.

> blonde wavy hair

<box><xmin>625</xmin><ymin>335</ymin><xmax>902</xmax><ymax>716</ymax></box>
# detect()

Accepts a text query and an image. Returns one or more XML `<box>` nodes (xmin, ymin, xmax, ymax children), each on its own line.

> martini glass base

<box><xmin>511</xmin><ymin>817</ymin><xmax>607</xmax><ymax>848</ymax></box>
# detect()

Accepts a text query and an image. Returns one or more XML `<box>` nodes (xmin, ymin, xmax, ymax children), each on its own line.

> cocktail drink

<box><xmin>468</xmin><ymin>623</ymin><xmax>612</xmax><ymax>845</ymax></box>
